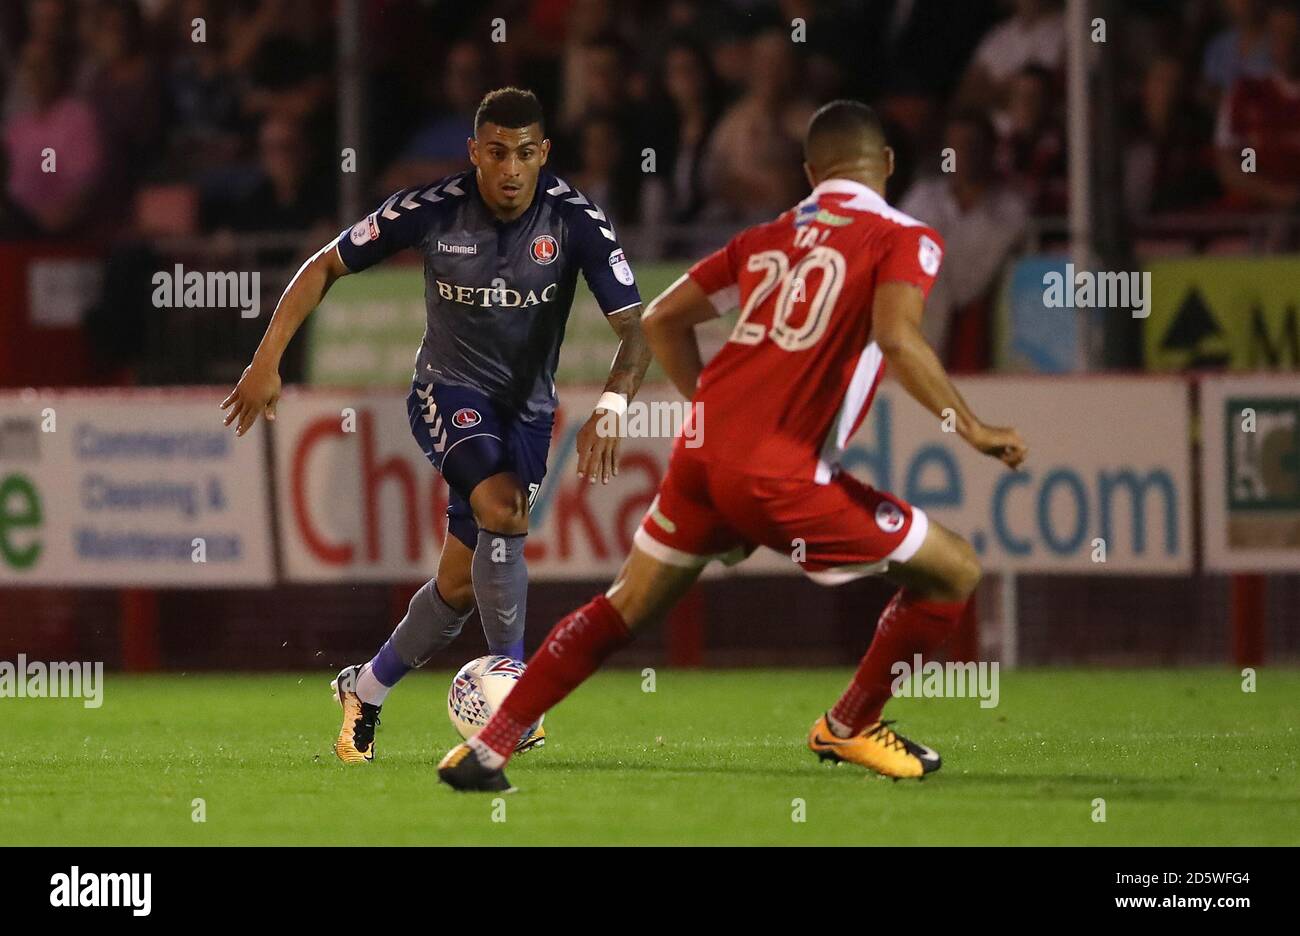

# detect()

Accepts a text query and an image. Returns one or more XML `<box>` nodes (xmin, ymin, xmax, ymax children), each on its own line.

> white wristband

<box><xmin>595</xmin><ymin>391</ymin><xmax>628</xmax><ymax>415</ymax></box>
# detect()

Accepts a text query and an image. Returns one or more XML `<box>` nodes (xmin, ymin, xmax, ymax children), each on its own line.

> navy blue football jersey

<box><xmin>335</xmin><ymin>169</ymin><xmax>641</xmax><ymax>422</ymax></box>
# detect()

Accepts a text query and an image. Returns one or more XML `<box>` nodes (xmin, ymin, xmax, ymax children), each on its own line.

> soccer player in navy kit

<box><xmin>220</xmin><ymin>89</ymin><xmax>650</xmax><ymax>763</ymax></box>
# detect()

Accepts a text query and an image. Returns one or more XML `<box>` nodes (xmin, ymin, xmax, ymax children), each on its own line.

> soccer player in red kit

<box><xmin>439</xmin><ymin>100</ymin><xmax>1028</xmax><ymax>791</ymax></box>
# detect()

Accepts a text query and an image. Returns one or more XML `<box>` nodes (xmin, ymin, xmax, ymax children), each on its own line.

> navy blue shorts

<box><xmin>406</xmin><ymin>381</ymin><xmax>553</xmax><ymax>549</ymax></box>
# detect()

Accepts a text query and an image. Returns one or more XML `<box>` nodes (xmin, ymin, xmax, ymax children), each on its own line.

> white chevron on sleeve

<box><xmin>547</xmin><ymin>178</ymin><xmax>613</xmax><ymax>238</ymax></box>
<box><xmin>400</xmin><ymin>190</ymin><xmax>422</xmax><ymax>211</ymax></box>
<box><xmin>442</xmin><ymin>181</ymin><xmax>465</xmax><ymax>196</ymax></box>
<box><xmin>379</xmin><ymin>192</ymin><xmax>401</xmax><ymax>220</ymax></box>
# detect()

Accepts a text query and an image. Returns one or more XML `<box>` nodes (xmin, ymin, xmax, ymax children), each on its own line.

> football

<box><xmin>447</xmin><ymin>655</ymin><xmax>543</xmax><ymax>741</ymax></box>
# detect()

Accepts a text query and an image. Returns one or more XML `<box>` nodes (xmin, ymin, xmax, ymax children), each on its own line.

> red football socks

<box><xmin>476</xmin><ymin>594</ymin><xmax>631</xmax><ymax>760</ymax></box>
<box><xmin>829</xmin><ymin>589</ymin><xmax>967</xmax><ymax>736</ymax></box>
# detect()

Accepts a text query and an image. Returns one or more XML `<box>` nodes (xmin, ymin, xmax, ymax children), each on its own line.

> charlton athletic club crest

<box><xmin>530</xmin><ymin>234</ymin><xmax>558</xmax><ymax>265</ymax></box>
<box><xmin>452</xmin><ymin>408</ymin><xmax>481</xmax><ymax>429</ymax></box>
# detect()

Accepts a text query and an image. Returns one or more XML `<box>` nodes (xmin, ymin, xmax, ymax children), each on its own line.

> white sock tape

<box><xmin>595</xmin><ymin>391</ymin><xmax>628</xmax><ymax>415</ymax></box>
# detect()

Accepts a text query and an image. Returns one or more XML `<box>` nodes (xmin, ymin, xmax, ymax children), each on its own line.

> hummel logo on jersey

<box><xmin>437</xmin><ymin>240</ymin><xmax>477</xmax><ymax>255</ymax></box>
<box><xmin>434</xmin><ymin>279</ymin><xmax>558</xmax><ymax>308</ymax></box>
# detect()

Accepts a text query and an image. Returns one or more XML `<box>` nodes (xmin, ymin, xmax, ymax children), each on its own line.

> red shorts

<box><xmin>634</xmin><ymin>453</ymin><xmax>929</xmax><ymax>584</ymax></box>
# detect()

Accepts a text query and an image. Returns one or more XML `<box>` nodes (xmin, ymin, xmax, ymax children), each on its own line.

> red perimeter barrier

<box><xmin>1231</xmin><ymin>574</ymin><xmax>1267</xmax><ymax>667</ymax></box>
<box><xmin>0</xmin><ymin>244</ymin><xmax>99</xmax><ymax>388</ymax></box>
<box><xmin>119</xmin><ymin>589</ymin><xmax>161</xmax><ymax>672</ymax></box>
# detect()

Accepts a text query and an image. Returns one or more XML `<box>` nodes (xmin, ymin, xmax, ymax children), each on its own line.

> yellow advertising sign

<box><xmin>1145</xmin><ymin>257</ymin><xmax>1300</xmax><ymax>371</ymax></box>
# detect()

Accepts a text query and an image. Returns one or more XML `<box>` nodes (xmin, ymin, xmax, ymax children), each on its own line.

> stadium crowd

<box><xmin>0</xmin><ymin>0</ymin><xmax>1296</xmax><ymax>373</ymax></box>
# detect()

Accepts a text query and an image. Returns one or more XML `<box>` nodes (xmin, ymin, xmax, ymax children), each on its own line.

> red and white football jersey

<box><xmin>683</xmin><ymin>178</ymin><xmax>944</xmax><ymax>482</ymax></box>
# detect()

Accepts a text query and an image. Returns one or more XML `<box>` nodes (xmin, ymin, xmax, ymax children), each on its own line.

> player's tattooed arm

<box><xmin>872</xmin><ymin>281</ymin><xmax>1027</xmax><ymax>470</ymax></box>
<box><xmin>221</xmin><ymin>240</ymin><xmax>351</xmax><ymax>437</ymax></box>
<box><xmin>602</xmin><ymin>304</ymin><xmax>652</xmax><ymax>401</ymax></box>
<box><xmin>576</xmin><ymin>304</ymin><xmax>651</xmax><ymax>485</ymax></box>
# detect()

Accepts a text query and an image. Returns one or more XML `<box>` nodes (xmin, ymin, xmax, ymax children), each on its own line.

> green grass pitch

<box><xmin>2</xmin><ymin>668</ymin><xmax>1296</xmax><ymax>845</ymax></box>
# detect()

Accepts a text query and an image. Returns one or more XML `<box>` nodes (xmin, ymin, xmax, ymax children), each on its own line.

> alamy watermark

<box><xmin>1042</xmin><ymin>264</ymin><xmax>1151</xmax><ymax>319</ymax></box>
<box><xmin>0</xmin><ymin>655</ymin><xmax>104</xmax><ymax>708</ymax></box>
<box><xmin>50</xmin><ymin>867</ymin><xmax>150</xmax><ymax>916</ymax></box>
<box><xmin>596</xmin><ymin>400</ymin><xmax>704</xmax><ymax>447</ymax></box>
<box><xmin>890</xmin><ymin>655</ymin><xmax>999</xmax><ymax>709</ymax></box>
<box><xmin>152</xmin><ymin>264</ymin><xmax>260</xmax><ymax>318</ymax></box>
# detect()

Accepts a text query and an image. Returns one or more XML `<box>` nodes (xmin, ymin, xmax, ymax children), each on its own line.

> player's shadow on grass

<box><xmin>519</xmin><ymin>756</ymin><xmax>816</xmax><ymax>779</ymax></box>
<box><xmin>934</xmin><ymin>772</ymin><xmax>1300</xmax><ymax>805</ymax></box>
<box><xmin>524</xmin><ymin>760</ymin><xmax>1300</xmax><ymax>804</ymax></box>
<box><xmin>521</xmin><ymin>756</ymin><xmax>957</xmax><ymax>781</ymax></box>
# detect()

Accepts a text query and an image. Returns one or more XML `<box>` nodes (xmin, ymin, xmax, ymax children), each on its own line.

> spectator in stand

<box><xmin>381</xmin><ymin>40</ymin><xmax>490</xmax><ymax>192</ymax></box>
<box><xmin>630</xmin><ymin>0</ymin><xmax>712</xmax><ymax>68</ymax></box>
<box><xmin>575</xmin><ymin>34</ymin><xmax>630</xmax><ymax>122</ymax></box>
<box><xmin>708</xmin><ymin>21</ymin><xmax>751</xmax><ymax>101</ymax></box>
<box><xmin>994</xmin><ymin>64</ymin><xmax>1067</xmax><ymax>214</ymax></box>
<box><xmin>228</xmin><ymin>0</ymin><xmax>333</xmax><ymax>126</ymax></box>
<box><xmin>703</xmin><ymin>28</ymin><xmax>814</xmax><ymax>222</ymax></box>
<box><xmin>655</xmin><ymin>39</ymin><xmax>722</xmax><ymax>224</ymax></box>
<box><xmin>164</xmin><ymin>0</ymin><xmax>244</xmax><ymax>169</ymax></box>
<box><xmin>1201</xmin><ymin>0</ymin><xmax>1272</xmax><ymax>105</ymax></box>
<box><xmin>555</xmin><ymin>33</ymin><xmax>648</xmax><ymax>210</ymax></box>
<box><xmin>861</xmin><ymin>0</ymin><xmax>1004</xmax><ymax>101</ymax></box>
<box><xmin>956</xmin><ymin>0</ymin><xmax>1064</xmax><ymax>110</ymax></box>
<box><xmin>3</xmin><ymin>0</ymin><xmax>76</xmax><ymax>119</ymax></box>
<box><xmin>0</xmin><ymin>143</ymin><xmax>26</xmax><ymax>239</ymax></box>
<box><xmin>557</xmin><ymin>0</ymin><xmax>618</xmax><ymax>133</ymax></box>
<box><xmin>2</xmin><ymin>39</ymin><xmax>104</xmax><ymax>236</ymax></box>
<box><xmin>79</xmin><ymin>0</ymin><xmax>163</xmax><ymax>222</ymax></box>
<box><xmin>569</xmin><ymin>114</ymin><xmax>639</xmax><ymax>224</ymax></box>
<box><xmin>901</xmin><ymin>111</ymin><xmax>1028</xmax><ymax>365</ymax></box>
<box><xmin>203</xmin><ymin>114</ymin><xmax>333</xmax><ymax>234</ymax></box>
<box><xmin>1125</xmin><ymin>54</ymin><xmax>1220</xmax><ymax>216</ymax></box>
<box><xmin>1215</xmin><ymin>0</ymin><xmax>1300</xmax><ymax>210</ymax></box>
<box><xmin>776</xmin><ymin>0</ymin><xmax>860</xmax><ymax>101</ymax></box>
